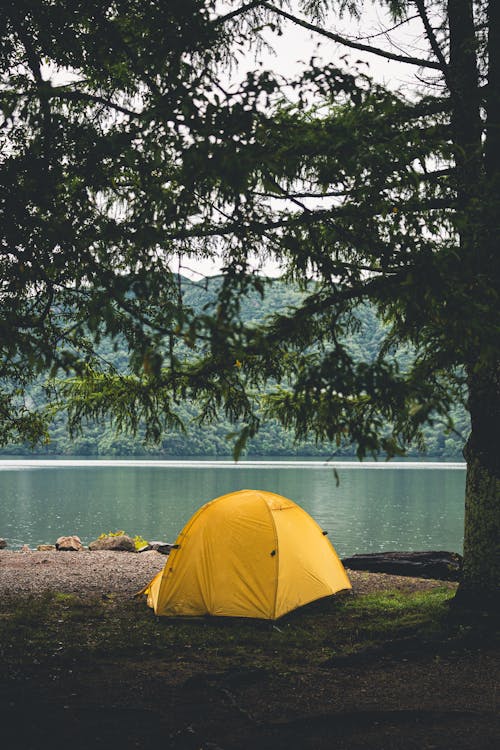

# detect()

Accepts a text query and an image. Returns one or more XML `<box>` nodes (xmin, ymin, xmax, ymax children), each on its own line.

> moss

<box><xmin>97</xmin><ymin>530</ymin><xmax>150</xmax><ymax>550</ymax></box>
<box><xmin>463</xmin><ymin>453</ymin><xmax>500</xmax><ymax>591</ymax></box>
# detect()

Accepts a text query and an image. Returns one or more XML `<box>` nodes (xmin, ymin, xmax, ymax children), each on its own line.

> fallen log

<box><xmin>341</xmin><ymin>551</ymin><xmax>462</xmax><ymax>581</ymax></box>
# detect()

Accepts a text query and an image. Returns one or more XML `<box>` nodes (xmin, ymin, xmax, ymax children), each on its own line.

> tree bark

<box><xmin>446</xmin><ymin>1</ymin><xmax>500</xmax><ymax>613</ymax></box>
<box><xmin>457</xmin><ymin>368</ymin><xmax>500</xmax><ymax>612</ymax></box>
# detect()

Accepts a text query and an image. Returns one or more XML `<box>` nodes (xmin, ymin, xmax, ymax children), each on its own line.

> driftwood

<box><xmin>341</xmin><ymin>551</ymin><xmax>463</xmax><ymax>581</ymax></box>
<box><xmin>137</xmin><ymin>541</ymin><xmax>174</xmax><ymax>554</ymax></box>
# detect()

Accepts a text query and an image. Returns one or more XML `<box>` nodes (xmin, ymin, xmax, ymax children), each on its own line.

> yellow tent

<box><xmin>142</xmin><ymin>489</ymin><xmax>351</xmax><ymax>619</ymax></box>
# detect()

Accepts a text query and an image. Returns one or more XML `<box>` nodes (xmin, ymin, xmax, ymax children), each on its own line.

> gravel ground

<box><xmin>0</xmin><ymin>549</ymin><xmax>166</xmax><ymax>596</ymax></box>
<box><xmin>0</xmin><ymin>549</ymin><xmax>457</xmax><ymax>598</ymax></box>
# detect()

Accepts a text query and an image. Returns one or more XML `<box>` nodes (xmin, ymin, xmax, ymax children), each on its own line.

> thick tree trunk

<box><xmin>446</xmin><ymin>1</ymin><xmax>500</xmax><ymax>615</ymax></box>
<box><xmin>455</xmin><ymin>367</ymin><xmax>500</xmax><ymax>613</ymax></box>
<box><xmin>460</xmin><ymin>455</ymin><xmax>500</xmax><ymax>609</ymax></box>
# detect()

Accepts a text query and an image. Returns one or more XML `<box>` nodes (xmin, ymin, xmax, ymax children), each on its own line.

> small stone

<box><xmin>0</xmin><ymin>538</ymin><xmax>7</xmax><ymax>549</ymax></box>
<box><xmin>19</xmin><ymin>544</ymin><xmax>32</xmax><ymax>553</ymax></box>
<box><xmin>55</xmin><ymin>535</ymin><xmax>84</xmax><ymax>552</ymax></box>
<box><xmin>37</xmin><ymin>544</ymin><xmax>56</xmax><ymax>552</ymax></box>
<box><xmin>88</xmin><ymin>534</ymin><xmax>136</xmax><ymax>552</ymax></box>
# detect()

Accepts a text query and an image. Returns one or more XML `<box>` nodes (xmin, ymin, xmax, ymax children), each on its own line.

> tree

<box><xmin>0</xmin><ymin>1</ymin><xmax>498</xmax><ymax>612</ymax></box>
<box><xmin>0</xmin><ymin>0</ymin><xmax>225</xmax><ymax>442</ymax></box>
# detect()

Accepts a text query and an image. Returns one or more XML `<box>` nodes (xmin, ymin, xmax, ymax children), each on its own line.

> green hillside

<box><xmin>1</xmin><ymin>277</ymin><xmax>469</xmax><ymax>458</ymax></box>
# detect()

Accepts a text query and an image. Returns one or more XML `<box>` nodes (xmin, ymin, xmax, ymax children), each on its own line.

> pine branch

<box><xmin>47</xmin><ymin>87</ymin><xmax>145</xmax><ymax>119</ymax></box>
<box><xmin>253</xmin><ymin>168</ymin><xmax>454</xmax><ymax>199</ymax></box>
<box><xmin>215</xmin><ymin>1</ymin><xmax>265</xmax><ymax>25</ymax></box>
<box><xmin>414</xmin><ymin>0</ymin><xmax>449</xmax><ymax>76</ymax></box>
<box><xmin>260</xmin><ymin>2</ymin><xmax>443</xmax><ymax>70</ymax></box>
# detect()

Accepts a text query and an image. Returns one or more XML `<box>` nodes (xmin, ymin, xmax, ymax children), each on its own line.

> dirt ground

<box><xmin>0</xmin><ymin>550</ymin><xmax>498</xmax><ymax>749</ymax></box>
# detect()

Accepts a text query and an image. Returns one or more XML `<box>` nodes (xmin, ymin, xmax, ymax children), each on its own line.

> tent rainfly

<box><xmin>141</xmin><ymin>489</ymin><xmax>351</xmax><ymax>619</ymax></box>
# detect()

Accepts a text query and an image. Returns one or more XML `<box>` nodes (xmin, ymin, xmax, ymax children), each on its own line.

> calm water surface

<box><xmin>0</xmin><ymin>459</ymin><xmax>466</xmax><ymax>555</ymax></box>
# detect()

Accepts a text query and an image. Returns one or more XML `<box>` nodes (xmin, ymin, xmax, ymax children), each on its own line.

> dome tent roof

<box><xmin>142</xmin><ymin>489</ymin><xmax>351</xmax><ymax>620</ymax></box>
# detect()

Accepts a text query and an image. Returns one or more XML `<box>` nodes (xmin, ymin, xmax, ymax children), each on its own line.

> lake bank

<box><xmin>0</xmin><ymin>548</ymin><xmax>456</xmax><ymax>598</ymax></box>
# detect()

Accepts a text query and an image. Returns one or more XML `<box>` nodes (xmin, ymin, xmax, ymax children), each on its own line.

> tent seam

<box><xmin>261</xmin><ymin>492</ymin><xmax>280</xmax><ymax>620</ymax></box>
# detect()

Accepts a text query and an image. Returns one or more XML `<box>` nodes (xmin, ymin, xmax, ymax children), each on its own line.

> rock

<box><xmin>37</xmin><ymin>544</ymin><xmax>56</xmax><ymax>552</ymax></box>
<box><xmin>55</xmin><ymin>535</ymin><xmax>84</xmax><ymax>552</ymax></box>
<box><xmin>19</xmin><ymin>544</ymin><xmax>32</xmax><ymax>553</ymax></box>
<box><xmin>0</xmin><ymin>538</ymin><xmax>7</xmax><ymax>549</ymax></box>
<box><xmin>341</xmin><ymin>551</ymin><xmax>463</xmax><ymax>581</ymax></box>
<box><xmin>88</xmin><ymin>534</ymin><xmax>136</xmax><ymax>552</ymax></box>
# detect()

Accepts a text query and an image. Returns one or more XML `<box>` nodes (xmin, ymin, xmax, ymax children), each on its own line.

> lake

<box><xmin>0</xmin><ymin>458</ymin><xmax>466</xmax><ymax>556</ymax></box>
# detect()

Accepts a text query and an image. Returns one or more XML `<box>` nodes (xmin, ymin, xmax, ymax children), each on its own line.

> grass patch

<box><xmin>0</xmin><ymin>586</ymin><xmax>469</xmax><ymax>675</ymax></box>
<box><xmin>336</xmin><ymin>589</ymin><xmax>453</xmax><ymax>637</ymax></box>
<box><xmin>315</xmin><ymin>588</ymin><xmax>455</xmax><ymax>658</ymax></box>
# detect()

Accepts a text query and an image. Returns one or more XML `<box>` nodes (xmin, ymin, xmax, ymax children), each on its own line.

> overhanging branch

<box><xmin>214</xmin><ymin>1</ymin><xmax>265</xmax><ymax>25</ymax></box>
<box><xmin>161</xmin><ymin>197</ymin><xmax>455</xmax><ymax>242</ymax></box>
<box><xmin>261</xmin><ymin>2</ymin><xmax>443</xmax><ymax>71</ymax></box>
<box><xmin>47</xmin><ymin>87</ymin><xmax>145</xmax><ymax>119</ymax></box>
<box><xmin>414</xmin><ymin>0</ymin><xmax>449</xmax><ymax>77</ymax></box>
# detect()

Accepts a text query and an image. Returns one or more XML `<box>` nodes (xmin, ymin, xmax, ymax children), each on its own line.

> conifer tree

<box><xmin>0</xmin><ymin>1</ymin><xmax>498</xmax><ymax>611</ymax></box>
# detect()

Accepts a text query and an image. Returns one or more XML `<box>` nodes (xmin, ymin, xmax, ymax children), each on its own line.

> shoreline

<box><xmin>0</xmin><ymin>549</ymin><xmax>457</xmax><ymax>600</ymax></box>
<box><xmin>0</xmin><ymin>457</ymin><xmax>467</xmax><ymax>469</ymax></box>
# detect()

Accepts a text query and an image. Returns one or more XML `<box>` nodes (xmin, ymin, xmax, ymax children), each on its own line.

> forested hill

<box><xmin>2</xmin><ymin>277</ymin><xmax>469</xmax><ymax>458</ymax></box>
